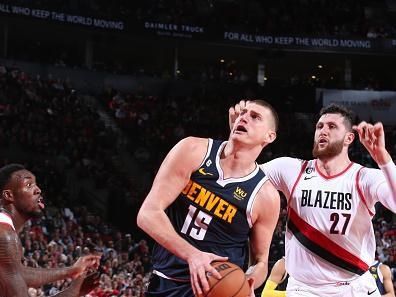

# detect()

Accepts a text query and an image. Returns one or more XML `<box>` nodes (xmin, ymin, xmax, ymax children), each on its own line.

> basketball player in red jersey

<box><xmin>230</xmin><ymin>102</ymin><xmax>396</xmax><ymax>297</ymax></box>
<box><xmin>0</xmin><ymin>164</ymin><xmax>101</xmax><ymax>296</ymax></box>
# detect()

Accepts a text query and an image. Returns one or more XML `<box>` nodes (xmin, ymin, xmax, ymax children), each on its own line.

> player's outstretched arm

<box><xmin>354</xmin><ymin>121</ymin><xmax>396</xmax><ymax>211</ymax></box>
<box><xmin>137</xmin><ymin>137</ymin><xmax>227</xmax><ymax>296</ymax></box>
<box><xmin>22</xmin><ymin>254</ymin><xmax>100</xmax><ymax>288</ymax></box>
<box><xmin>0</xmin><ymin>226</ymin><xmax>30</xmax><ymax>296</ymax></box>
<box><xmin>246</xmin><ymin>180</ymin><xmax>280</xmax><ymax>292</ymax></box>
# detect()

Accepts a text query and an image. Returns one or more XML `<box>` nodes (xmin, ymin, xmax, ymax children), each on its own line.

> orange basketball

<box><xmin>205</xmin><ymin>261</ymin><xmax>250</xmax><ymax>297</ymax></box>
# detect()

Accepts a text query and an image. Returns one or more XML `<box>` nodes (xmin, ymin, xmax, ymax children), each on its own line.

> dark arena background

<box><xmin>0</xmin><ymin>0</ymin><xmax>395</xmax><ymax>295</ymax></box>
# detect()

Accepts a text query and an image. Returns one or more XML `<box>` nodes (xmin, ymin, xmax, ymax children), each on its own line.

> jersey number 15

<box><xmin>181</xmin><ymin>205</ymin><xmax>213</xmax><ymax>240</ymax></box>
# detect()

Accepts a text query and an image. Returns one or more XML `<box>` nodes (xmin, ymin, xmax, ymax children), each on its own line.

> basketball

<box><xmin>205</xmin><ymin>261</ymin><xmax>250</xmax><ymax>297</ymax></box>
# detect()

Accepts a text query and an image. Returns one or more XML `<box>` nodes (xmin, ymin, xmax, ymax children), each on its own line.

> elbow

<box><xmin>136</xmin><ymin>208</ymin><xmax>148</xmax><ymax>231</ymax></box>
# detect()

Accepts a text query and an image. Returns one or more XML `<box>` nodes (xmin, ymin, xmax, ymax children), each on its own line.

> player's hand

<box><xmin>352</xmin><ymin>121</ymin><xmax>390</xmax><ymax>165</ymax></box>
<box><xmin>70</xmin><ymin>254</ymin><xmax>101</xmax><ymax>279</ymax></box>
<box><xmin>66</xmin><ymin>271</ymin><xmax>87</xmax><ymax>295</ymax></box>
<box><xmin>229</xmin><ymin>100</ymin><xmax>248</xmax><ymax>130</ymax></box>
<box><xmin>79</xmin><ymin>271</ymin><xmax>100</xmax><ymax>295</ymax></box>
<box><xmin>247</xmin><ymin>277</ymin><xmax>255</xmax><ymax>297</ymax></box>
<box><xmin>187</xmin><ymin>251</ymin><xmax>228</xmax><ymax>297</ymax></box>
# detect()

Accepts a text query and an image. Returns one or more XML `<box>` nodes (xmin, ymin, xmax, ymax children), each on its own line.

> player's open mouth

<box><xmin>318</xmin><ymin>138</ymin><xmax>328</xmax><ymax>144</ymax></box>
<box><xmin>235</xmin><ymin>125</ymin><xmax>247</xmax><ymax>133</ymax></box>
<box><xmin>38</xmin><ymin>197</ymin><xmax>45</xmax><ymax>209</ymax></box>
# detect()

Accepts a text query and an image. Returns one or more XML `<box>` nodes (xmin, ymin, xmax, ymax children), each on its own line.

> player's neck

<box><xmin>220</xmin><ymin>143</ymin><xmax>259</xmax><ymax>178</ymax></box>
<box><xmin>316</xmin><ymin>155</ymin><xmax>352</xmax><ymax>177</ymax></box>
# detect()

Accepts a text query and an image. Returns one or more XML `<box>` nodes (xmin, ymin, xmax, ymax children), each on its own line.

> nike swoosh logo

<box><xmin>368</xmin><ymin>289</ymin><xmax>377</xmax><ymax>295</ymax></box>
<box><xmin>198</xmin><ymin>168</ymin><xmax>213</xmax><ymax>176</ymax></box>
<box><xmin>304</xmin><ymin>176</ymin><xmax>316</xmax><ymax>180</ymax></box>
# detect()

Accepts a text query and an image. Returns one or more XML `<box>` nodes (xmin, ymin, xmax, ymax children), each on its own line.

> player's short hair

<box><xmin>251</xmin><ymin>99</ymin><xmax>279</xmax><ymax>132</ymax></box>
<box><xmin>319</xmin><ymin>104</ymin><xmax>354</xmax><ymax>130</ymax></box>
<box><xmin>0</xmin><ymin>164</ymin><xmax>25</xmax><ymax>192</ymax></box>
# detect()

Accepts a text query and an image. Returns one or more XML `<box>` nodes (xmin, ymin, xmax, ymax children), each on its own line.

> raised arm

<box><xmin>353</xmin><ymin>122</ymin><xmax>396</xmax><ymax>211</ymax></box>
<box><xmin>22</xmin><ymin>254</ymin><xmax>100</xmax><ymax>288</ymax></box>
<box><xmin>0</xmin><ymin>226</ymin><xmax>30</xmax><ymax>297</ymax></box>
<box><xmin>137</xmin><ymin>137</ymin><xmax>227</xmax><ymax>296</ymax></box>
<box><xmin>246</xmin><ymin>180</ymin><xmax>280</xmax><ymax>291</ymax></box>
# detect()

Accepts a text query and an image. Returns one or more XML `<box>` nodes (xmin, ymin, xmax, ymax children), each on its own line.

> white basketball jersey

<box><xmin>262</xmin><ymin>158</ymin><xmax>378</xmax><ymax>285</ymax></box>
<box><xmin>286</xmin><ymin>159</ymin><xmax>377</xmax><ymax>284</ymax></box>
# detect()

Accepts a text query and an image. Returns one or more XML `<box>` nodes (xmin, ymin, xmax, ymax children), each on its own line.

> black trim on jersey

<box><xmin>287</xmin><ymin>219</ymin><xmax>367</xmax><ymax>276</ymax></box>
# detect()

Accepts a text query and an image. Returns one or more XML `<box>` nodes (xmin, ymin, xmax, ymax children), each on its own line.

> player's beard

<box><xmin>312</xmin><ymin>139</ymin><xmax>344</xmax><ymax>159</ymax></box>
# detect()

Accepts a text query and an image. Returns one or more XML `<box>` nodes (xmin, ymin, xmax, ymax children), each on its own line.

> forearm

<box><xmin>137</xmin><ymin>209</ymin><xmax>199</xmax><ymax>262</ymax></box>
<box><xmin>379</xmin><ymin>160</ymin><xmax>396</xmax><ymax>211</ymax></box>
<box><xmin>51</xmin><ymin>277</ymin><xmax>83</xmax><ymax>297</ymax></box>
<box><xmin>376</xmin><ymin>148</ymin><xmax>392</xmax><ymax>166</ymax></box>
<box><xmin>246</xmin><ymin>261</ymin><xmax>268</xmax><ymax>289</ymax></box>
<box><xmin>22</xmin><ymin>265</ymin><xmax>75</xmax><ymax>288</ymax></box>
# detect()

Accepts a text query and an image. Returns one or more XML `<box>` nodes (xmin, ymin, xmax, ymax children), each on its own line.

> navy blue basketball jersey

<box><xmin>151</xmin><ymin>139</ymin><xmax>268</xmax><ymax>280</ymax></box>
<box><xmin>369</xmin><ymin>261</ymin><xmax>386</xmax><ymax>295</ymax></box>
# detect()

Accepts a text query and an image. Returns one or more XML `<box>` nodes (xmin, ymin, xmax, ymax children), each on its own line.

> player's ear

<box><xmin>345</xmin><ymin>131</ymin><xmax>355</xmax><ymax>145</ymax></box>
<box><xmin>2</xmin><ymin>190</ymin><xmax>14</xmax><ymax>203</ymax></box>
<box><xmin>265</xmin><ymin>130</ymin><xmax>277</xmax><ymax>144</ymax></box>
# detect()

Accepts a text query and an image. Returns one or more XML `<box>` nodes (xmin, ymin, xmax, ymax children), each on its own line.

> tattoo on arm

<box><xmin>0</xmin><ymin>227</ymin><xmax>30</xmax><ymax>296</ymax></box>
<box><xmin>22</xmin><ymin>265</ymin><xmax>74</xmax><ymax>288</ymax></box>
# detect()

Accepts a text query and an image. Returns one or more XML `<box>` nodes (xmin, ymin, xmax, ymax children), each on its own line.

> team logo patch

<box><xmin>233</xmin><ymin>187</ymin><xmax>247</xmax><ymax>200</ymax></box>
<box><xmin>305</xmin><ymin>167</ymin><xmax>314</xmax><ymax>174</ymax></box>
<box><xmin>370</xmin><ymin>266</ymin><xmax>377</xmax><ymax>273</ymax></box>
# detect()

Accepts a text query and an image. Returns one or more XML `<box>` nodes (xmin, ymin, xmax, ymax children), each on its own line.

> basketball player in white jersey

<box><xmin>230</xmin><ymin>102</ymin><xmax>396</xmax><ymax>297</ymax></box>
<box><xmin>0</xmin><ymin>164</ymin><xmax>101</xmax><ymax>296</ymax></box>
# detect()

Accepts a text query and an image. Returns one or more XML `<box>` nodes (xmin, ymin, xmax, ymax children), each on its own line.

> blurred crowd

<box><xmin>0</xmin><ymin>63</ymin><xmax>395</xmax><ymax>295</ymax></box>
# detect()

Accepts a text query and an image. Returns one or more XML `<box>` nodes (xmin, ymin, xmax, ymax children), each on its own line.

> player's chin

<box><xmin>29</xmin><ymin>209</ymin><xmax>44</xmax><ymax>218</ymax></box>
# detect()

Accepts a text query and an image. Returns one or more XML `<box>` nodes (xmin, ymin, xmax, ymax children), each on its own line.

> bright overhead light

<box><xmin>220</xmin><ymin>59</ymin><xmax>225</xmax><ymax>63</ymax></box>
<box><xmin>311</xmin><ymin>75</ymin><xmax>316</xmax><ymax>79</ymax></box>
<box><xmin>318</xmin><ymin>65</ymin><xmax>323</xmax><ymax>69</ymax></box>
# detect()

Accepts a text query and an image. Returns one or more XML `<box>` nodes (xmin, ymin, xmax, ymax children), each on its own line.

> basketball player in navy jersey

<box><xmin>230</xmin><ymin>102</ymin><xmax>396</xmax><ymax>296</ymax></box>
<box><xmin>0</xmin><ymin>164</ymin><xmax>101</xmax><ymax>296</ymax></box>
<box><xmin>137</xmin><ymin>100</ymin><xmax>281</xmax><ymax>297</ymax></box>
<box><xmin>369</xmin><ymin>261</ymin><xmax>395</xmax><ymax>296</ymax></box>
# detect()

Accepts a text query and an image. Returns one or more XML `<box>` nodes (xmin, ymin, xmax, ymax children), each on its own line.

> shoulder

<box><xmin>254</xmin><ymin>180</ymin><xmax>280</xmax><ymax>209</ymax></box>
<box><xmin>260</xmin><ymin>157</ymin><xmax>305</xmax><ymax>170</ymax></box>
<box><xmin>163</xmin><ymin>137</ymin><xmax>210</xmax><ymax>173</ymax></box>
<box><xmin>258</xmin><ymin>180</ymin><xmax>280</xmax><ymax>198</ymax></box>
<box><xmin>175</xmin><ymin>137</ymin><xmax>209</xmax><ymax>154</ymax></box>
<box><xmin>0</xmin><ymin>224</ymin><xmax>20</xmax><ymax>260</ymax></box>
<box><xmin>379</xmin><ymin>263</ymin><xmax>392</xmax><ymax>276</ymax></box>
